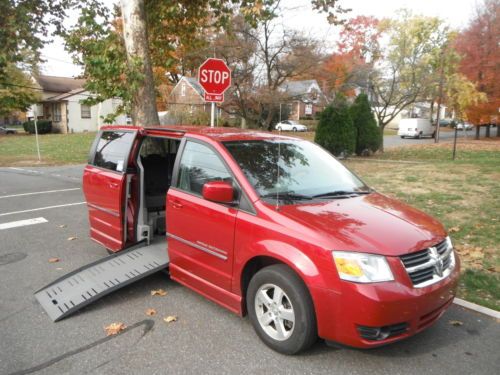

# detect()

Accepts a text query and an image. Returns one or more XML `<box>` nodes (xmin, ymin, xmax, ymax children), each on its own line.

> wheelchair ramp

<box><xmin>35</xmin><ymin>240</ymin><xmax>169</xmax><ymax>321</ymax></box>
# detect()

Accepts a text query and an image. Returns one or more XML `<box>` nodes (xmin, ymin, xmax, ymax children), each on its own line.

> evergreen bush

<box><xmin>350</xmin><ymin>93</ymin><xmax>381</xmax><ymax>155</ymax></box>
<box><xmin>23</xmin><ymin>120</ymin><xmax>52</xmax><ymax>134</ymax></box>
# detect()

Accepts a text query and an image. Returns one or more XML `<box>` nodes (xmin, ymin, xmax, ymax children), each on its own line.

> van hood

<box><xmin>276</xmin><ymin>193</ymin><xmax>446</xmax><ymax>256</ymax></box>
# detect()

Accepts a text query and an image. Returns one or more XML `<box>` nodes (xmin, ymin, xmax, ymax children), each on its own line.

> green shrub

<box><xmin>23</xmin><ymin>120</ymin><xmax>52</xmax><ymax>134</ymax></box>
<box><xmin>314</xmin><ymin>96</ymin><xmax>355</xmax><ymax>156</ymax></box>
<box><xmin>350</xmin><ymin>93</ymin><xmax>381</xmax><ymax>155</ymax></box>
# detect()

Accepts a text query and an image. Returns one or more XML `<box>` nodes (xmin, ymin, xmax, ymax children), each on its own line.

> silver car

<box><xmin>0</xmin><ymin>126</ymin><xmax>18</xmax><ymax>135</ymax></box>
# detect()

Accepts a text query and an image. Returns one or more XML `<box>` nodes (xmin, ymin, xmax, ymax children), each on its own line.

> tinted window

<box><xmin>177</xmin><ymin>141</ymin><xmax>231</xmax><ymax>195</ymax></box>
<box><xmin>224</xmin><ymin>140</ymin><xmax>369</xmax><ymax>202</ymax></box>
<box><xmin>93</xmin><ymin>131</ymin><xmax>135</xmax><ymax>172</ymax></box>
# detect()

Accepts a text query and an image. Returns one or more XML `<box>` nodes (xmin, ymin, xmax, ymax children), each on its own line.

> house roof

<box><xmin>46</xmin><ymin>88</ymin><xmax>87</xmax><ymax>102</ymax></box>
<box><xmin>35</xmin><ymin>75</ymin><xmax>86</xmax><ymax>93</ymax></box>
<box><xmin>281</xmin><ymin>80</ymin><xmax>319</xmax><ymax>97</ymax></box>
<box><xmin>184</xmin><ymin>77</ymin><xmax>205</xmax><ymax>97</ymax></box>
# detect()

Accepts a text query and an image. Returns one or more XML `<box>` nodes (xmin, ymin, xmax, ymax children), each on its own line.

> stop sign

<box><xmin>198</xmin><ymin>58</ymin><xmax>231</xmax><ymax>95</ymax></box>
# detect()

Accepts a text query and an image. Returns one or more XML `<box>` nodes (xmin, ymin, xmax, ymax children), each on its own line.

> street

<box><xmin>0</xmin><ymin>165</ymin><xmax>499</xmax><ymax>375</ymax></box>
<box><xmin>384</xmin><ymin>127</ymin><xmax>493</xmax><ymax>148</ymax></box>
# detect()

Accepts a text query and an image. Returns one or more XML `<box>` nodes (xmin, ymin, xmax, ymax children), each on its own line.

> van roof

<box><xmin>100</xmin><ymin>125</ymin><xmax>299</xmax><ymax>142</ymax></box>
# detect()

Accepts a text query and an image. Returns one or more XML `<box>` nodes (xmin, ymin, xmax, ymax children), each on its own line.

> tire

<box><xmin>400</xmin><ymin>136</ymin><xmax>405</xmax><ymax>139</ymax></box>
<box><xmin>417</xmin><ymin>132</ymin><xmax>422</xmax><ymax>139</ymax></box>
<box><xmin>247</xmin><ymin>264</ymin><xmax>317</xmax><ymax>354</ymax></box>
<box><xmin>277</xmin><ymin>126</ymin><xmax>282</xmax><ymax>131</ymax></box>
<box><xmin>292</xmin><ymin>127</ymin><xmax>297</xmax><ymax>132</ymax></box>
<box><xmin>432</xmin><ymin>131</ymin><xmax>436</xmax><ymax>139</ymax></box>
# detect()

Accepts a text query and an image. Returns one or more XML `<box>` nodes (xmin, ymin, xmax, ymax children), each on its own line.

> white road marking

<box><xmin>0</xmin><ymin>217</ymin><xmax>48</xmax><ymax>230</ymax></box>
<box><xmin>0</xmin><ymin>188</ymin><xmax>80</xmax><ymax>199</ymax></box>
<box><xmin>0</xmin><ymin>202</ymin><xmax>86</xmax><ymax>217</ymax></box>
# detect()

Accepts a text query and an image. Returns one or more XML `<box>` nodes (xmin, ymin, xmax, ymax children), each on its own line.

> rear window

<box><xmin>92</xmin><ymin>131</ymin><xmax>136</xmax><ymax>172</ymax></box>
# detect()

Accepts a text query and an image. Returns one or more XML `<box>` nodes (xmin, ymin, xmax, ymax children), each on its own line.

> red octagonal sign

<box><xmin>198</xmin><ymin>58</ymin><xmax>231</xmax><ymax>99</ymax></box>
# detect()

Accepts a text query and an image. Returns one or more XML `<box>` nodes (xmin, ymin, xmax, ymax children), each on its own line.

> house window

<box><xmin>181</xmin><ymin>83</ymin><xmax>186</xmax><ymax>97</ymax></box>
<box><xmin>52</xmin><ymin>103</ymin><xmax>61</xmax><ymax>122</ymax></box>
<box><xmin>81</xmin><ymin>104</ymin><xmax>91</xmax><ymax>118</ymax></box>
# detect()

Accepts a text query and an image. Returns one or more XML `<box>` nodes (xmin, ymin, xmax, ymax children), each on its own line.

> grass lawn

<box><xmin>345</xmin><ymin>138</ymin><xmax>500</xmax><ymax>310</ymax></box>
<box><xmin>0</xmin><ymin>132</ymin><xmax>96</xmax><ymax>166</ymax></box>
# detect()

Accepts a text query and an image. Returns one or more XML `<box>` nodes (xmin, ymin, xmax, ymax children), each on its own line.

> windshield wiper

<box><xmin>261</xmin><ymin>192</ymin><xmax>313</xmax><ymax>201</ymax></box>
<box><xmin>312</xmin><ymin>190</ymin><xmax>372</xmax><ymax>199</ymax></box>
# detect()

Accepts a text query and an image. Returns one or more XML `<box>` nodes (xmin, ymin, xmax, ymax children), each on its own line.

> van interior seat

<box><xmin>141</xmin><ymin>154</ymin><xmax>174</xmax><ymax>211</ymax></box>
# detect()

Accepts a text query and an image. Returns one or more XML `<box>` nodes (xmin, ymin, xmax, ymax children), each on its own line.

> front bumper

<box><xmin>312</xmin><ymin>255</ymin><xmax>460</xmax><ymax>348</ymax></box>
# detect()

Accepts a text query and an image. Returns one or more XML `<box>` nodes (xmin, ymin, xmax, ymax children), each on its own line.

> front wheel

<box><xmin>292</xmin><ymin>127</ymin><xmax>297</xmax><ymax>132</ymax></box>
<box><xmin>276</xmin><ymin>126</ymin><xmax>282</xmax><ymax>131</ymax></box>
<box><xmin>247</xmin><ymin>264</ymin><xmax>317</xmax><ymax>354</ymax></box>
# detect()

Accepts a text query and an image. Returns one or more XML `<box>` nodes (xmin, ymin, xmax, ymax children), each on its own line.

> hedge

<box><xmin>23</xmin><ymin>120</ymin><xmax>52</xmax><ymax>134</ymax></box>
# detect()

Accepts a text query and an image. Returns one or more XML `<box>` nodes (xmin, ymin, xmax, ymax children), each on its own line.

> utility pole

<box><xmin>435</xmin><ymin>46</ymin><xmax>446</xmax><ymax>143</ymax></box>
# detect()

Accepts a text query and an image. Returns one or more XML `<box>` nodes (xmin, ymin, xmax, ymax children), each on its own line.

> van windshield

<box><xmin>223</xmin><ymin>139</ymin><xmax>370</xmax><ymax>202</ymax></box>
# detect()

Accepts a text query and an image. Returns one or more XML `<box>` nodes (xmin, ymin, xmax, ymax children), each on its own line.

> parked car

<box><xmin>0</xmin><ymin>126</ymin><xmax>17</xmax><ymax>135</ymax></box>
<box><xmin>438</xmin><ymin>118</ymin><xmax>455</xmax><ymax>127</ymax></box>
<box><xmin>398</xmin><ymin>118</ymin><xmax>436</xmax><ymax>138</ymax></box>
<box><xmin>275</xmin><ymin>120</ymin><xmax>308</xmax><ymax>132</ymax></box>
<box><xmin>456</xmin><ymin>122</ymin><xmax>473</xmax><ymax>131</ymax></box>
<box><xmin>39</xmin><ymin>126</ymin><xmax>459</xmax><ymax>355</ymax></box>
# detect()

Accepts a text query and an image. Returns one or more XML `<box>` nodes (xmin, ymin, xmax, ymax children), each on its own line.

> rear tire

<box><xmin>277</xmin><ymin>126</ymin><xmax>282</xmax><ymax>131</ymax></box>
<box><xmin>292</xmin><ymin>127</ymin><xmax>297</xmax><ymax>132</ymax></box>
<box><xmin>247</xmin><ymin>264</ymin><xmax>317</xmax><ymax>354</ymax></box>
<box><xmin>400</xmin><ymin>136</ymin><xmax>405</xmax><ymax>139</ymax></box>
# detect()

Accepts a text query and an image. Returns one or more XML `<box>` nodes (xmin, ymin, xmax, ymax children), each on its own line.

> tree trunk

<box><xmin>379</xmin><ymin>124</ymin><xmax>385</xmax><ymax>153</ymax></box>
<box><xmin>121</xmin><ymin>0</ymin><xmax>159</xmax><ymax>126</ymax></box>
<box><xmin>475</xmin><ymin>125</ymin><xmax>480</xmax><ymax>140</ymax></box>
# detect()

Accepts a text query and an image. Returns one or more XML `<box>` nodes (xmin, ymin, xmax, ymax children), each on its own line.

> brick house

<box><xmin>280</xmin><ymin>80</ymin><xmax>327</xmax><ymax>121</ymax></box>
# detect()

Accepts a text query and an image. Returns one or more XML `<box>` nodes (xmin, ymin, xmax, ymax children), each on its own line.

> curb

<box><xmin>453</xmin><ymin>298</ymin><xmax>500</xmax><ymax>319</ymax></box>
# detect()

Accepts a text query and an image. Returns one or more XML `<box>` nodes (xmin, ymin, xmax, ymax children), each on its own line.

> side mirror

<box><xmin>202</xmin><ymin>181</ymin><xmax>234</xmax><ymax>204</ymax></box>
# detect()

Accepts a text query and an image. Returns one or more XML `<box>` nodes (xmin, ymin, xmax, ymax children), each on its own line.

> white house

<box><xmin>29</xmin><ymin>75</ymin><xmax>127</xmax><ymax>133</ymax></box>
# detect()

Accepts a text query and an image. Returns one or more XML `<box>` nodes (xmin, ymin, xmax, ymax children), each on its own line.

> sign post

<box><xmin>198</xmin><ymin>58</ymin><xmax>231</xmax><ymax>127</ymax></box>
<box><xmin>33</xmin><ymin>106</ymin><xmax>41</xmax><ymax>162</ymax></box>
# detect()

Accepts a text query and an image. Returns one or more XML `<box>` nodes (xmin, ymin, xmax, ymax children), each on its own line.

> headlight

<box><xmin>332</xmin><ymin>251</ymin><xmax>394</xmax><ymax>283</ymax></box>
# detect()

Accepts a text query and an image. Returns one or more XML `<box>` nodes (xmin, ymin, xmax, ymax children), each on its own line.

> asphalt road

<box><xmin>384</xmin><ymin>127</ymin><xmax>493</xmax><ymax>148</ymax></box>
<box><xmin>1</xmin><ymin>165</ymin><xmax>499</xmax><ymax>375</ymax></box>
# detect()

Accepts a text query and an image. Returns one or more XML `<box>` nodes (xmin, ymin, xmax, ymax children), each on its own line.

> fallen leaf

<box><xmin>67</xmin><ymin>236</ymin><xmax>77</xmax><ymax>241</ymax></box>
<box><xmin>163</xmin><ymin>315</ymin><xmax>177</xmax><ymax>323</ymax></box>
<box><xmin>449</xmin><ymin>227</ymin><xmax>460</xmax><ymax>233</ymax></box>
<box><xmin>151</xmin><ymin>289</ymin><xmax>167</xmax><ymax>297</ymax></box>
<box><xmin>104</xmin><ymin>322</ymin><xmax>126</xmax><ymax>336</ymax></box>
<box><xmin>145</xmin><ymin>308</ymin><xmax>157</xmax><ymax>316</ymax></box>
<box><xmin>48</xmin><ymin>257</ymin><xmax>60</xmax><ymax>263</ymax></box>
<box><xmin>59</xmin><ymin>224</ymin><xmax>67</xmax><ymax>228</ymax></box>
<box><xmin>449</xmin><ymin>320</ymin><xmax>463</xmax><ymax>326</ymax></box>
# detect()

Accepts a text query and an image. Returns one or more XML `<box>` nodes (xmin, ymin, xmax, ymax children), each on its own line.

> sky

<box><xmin>40</xmin><ymin>0</ymin><xmax>479</xmax><ymax>77</ymax></box>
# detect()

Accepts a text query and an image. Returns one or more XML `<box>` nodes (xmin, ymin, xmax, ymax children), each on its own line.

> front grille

<box><xmin>358</xmin><ymin>322</ymin><xmax>409</xmax><ymax>341</ymax></box>
<box><xmin>400</xmin><ymin>239</ymin><xmax>455</xmax><ymax>287</ymax></box>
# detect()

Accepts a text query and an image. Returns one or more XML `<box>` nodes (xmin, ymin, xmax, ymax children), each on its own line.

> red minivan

<box><xmin>83</xmin><ymin>125</ymin><xmax>460</xmax><ymax>354</ymax></box>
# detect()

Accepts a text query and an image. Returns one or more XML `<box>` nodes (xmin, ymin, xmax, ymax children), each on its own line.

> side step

<box><xmin>35</xmin><ymin>240</ymin><xmax>169</xmax><ymax>321</ymax></box>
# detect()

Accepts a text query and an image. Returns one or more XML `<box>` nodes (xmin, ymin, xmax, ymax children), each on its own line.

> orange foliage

<box><xmin>455</xmin><ymin>0</ymin><xmax>499</xmax><ymax>124</ymax></box>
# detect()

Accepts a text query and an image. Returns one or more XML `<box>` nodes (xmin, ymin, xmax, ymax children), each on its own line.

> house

<box><xmin>280</xmin><ymin>80</ymin><xmax>327</xmax><ymax>121</ymax></box>
<box><xmin>167</xmin><ymin>76</ymin><xmax>236</xmax><ymax>125</ymax></box>
<box><xmin>29</xmin><ymin>75</ymin><xmax>126</xmax><ymax>133</ymax></box>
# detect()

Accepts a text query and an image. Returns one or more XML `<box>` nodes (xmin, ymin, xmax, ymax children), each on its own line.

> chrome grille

<box><xmin>400</xmin><ymin>238</ymin><xmax>455</xmax><ymax>288</ymax></box>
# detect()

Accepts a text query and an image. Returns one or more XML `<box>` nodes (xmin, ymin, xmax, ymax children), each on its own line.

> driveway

<box><xmin>0</xmin><ymin>166</ymin><xmax>499</xmax><ymax>375</ymax></box>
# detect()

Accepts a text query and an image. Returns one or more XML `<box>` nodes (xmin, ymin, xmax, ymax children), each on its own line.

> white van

<box><xmin>398</xmin><ymin>118</ymin><xmax>436</xmax><ymax>139</ymax></box>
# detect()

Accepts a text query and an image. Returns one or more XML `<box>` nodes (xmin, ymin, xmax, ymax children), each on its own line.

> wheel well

<box><xmin>240</xmin><ymin>256</ymin><xmax>284</xmax><ymax>315</ymax></box>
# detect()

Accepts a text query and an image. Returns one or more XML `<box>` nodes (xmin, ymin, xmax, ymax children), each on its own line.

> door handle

<box><xmin>109</xmin><ymin>182</ymin><xmax>119</xmax><ymax>189</ymax></box>
<box><xmin>171</xmin><ymin>200</ymin><xmax>183</xmax><ymax>209</ymax></box>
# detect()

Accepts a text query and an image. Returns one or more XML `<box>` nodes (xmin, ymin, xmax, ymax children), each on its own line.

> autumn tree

<box><xmin>0</xmin><ymin>64</ymin><xmax>40</xmax><ymax>116</ymax></box>
<box><xmin>299</xmin><ymin>16</ymin><xmax>380</xmax><ymax>99</ymax></box>
<box><xmin>454</xmin><ymin>0</ymin><xmax>499</xmax><ymax>127</ymax></box>
<box><xmin>368</xmin><ymin>11</ymin><xmax>451</xmax><ymax>150</ymax></box>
